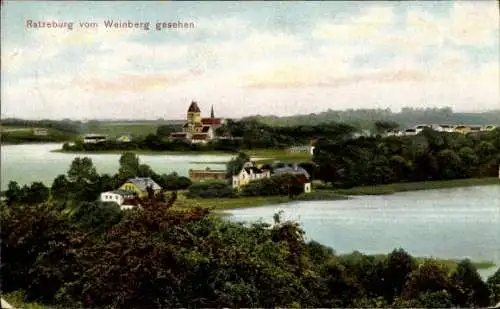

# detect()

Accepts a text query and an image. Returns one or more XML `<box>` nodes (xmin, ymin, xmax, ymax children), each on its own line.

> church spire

<box><xmin>210</xmin><ymin>105</ymin><xmax>214</xmax><ymax>118</ymax></box>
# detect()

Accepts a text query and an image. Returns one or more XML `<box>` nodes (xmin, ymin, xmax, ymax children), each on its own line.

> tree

<box><xmin>374</xmin><ymin>121</ymin><xmax>399</xmax><ymax>135</ymax></box>
<box><xmin>24</xmin><ymin>182</ymin><xmax>50</xmax><ymax>205</ymax></box>
<box><xmin>67</xmin><ymin>157</ymin><xmax>99</xmax><ymax>185</ymax></box>
<box><xmin>5</xmin><ymin>181</ymin><xmax>22</xmax><ymax>205</ymax></box>
<box><xmin>384</xmin><ymin>248</ymin><xmax>418</xmax><ymax>301</ymax></box>
<box><xmin>403</xmin><ymin>261</ymin><xmax>451</xmax><ymax>300</ymax></box>
<box><xmin>436</xmin><ymin>149</ymin><xmax>462</xmax><ymax>180</ymax></box>
<box><xmin>156</xmin><ymin>125</ymin><xmax>180</xmax><ymax>137</ymax></box>
<box><xmin>51</xmin><ymin>175</ymin><xmax>71</xmax><ymax>201</ymax></box>
<box><xmin>118</xmin><ymin>152</ymin><xmax>140</xmax><ymax>180</ymax></box>
<box><xmin>71</xmin><ymin>201</ymin><xmax>123</xmax><ymax>234</ymax></box>
<box><xmin>226</xmin><ymin>152</ymin><xmax>250</xmax><ymax>177</ymax></box>
<box><xmin>66</xmin><ymin>157</ymin><xmax>100</xmax><ymax>201</ymax></box>
<box><xmin>5</xmin><ymin>181</ymin><xmax>49</xmax><ymax>206</ymax></box>
<box><xmin>450</xmin><ymin>259</ymin><xmax>490</xmax><ymax>307</ymax></box>
<box><xmin>488</xmin><ymin>267</ymin><xmax>500</xmax><ymax>306</ymax></box>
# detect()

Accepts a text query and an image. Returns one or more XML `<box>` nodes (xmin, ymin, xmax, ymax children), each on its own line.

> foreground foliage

<box><xmin>2</xmin><ymin>196</ymin><xmax>499</xmax><ymax>308</ymax></box>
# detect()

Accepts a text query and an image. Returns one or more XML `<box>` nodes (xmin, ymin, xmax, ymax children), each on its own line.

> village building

<box><xmin>33</xmin><ymin>128</ymin><xmax>49</xmax><ymax>136</ymax></box>
<box><xmin>189</xmin><ymin>167</ymin><xmax>227</xmax><ymax>182</ymax></box>
<box><xmin>83</xmin><ymin>133</ymin><xmax>108</xmax><ymax>144</ymax></box>
<box><xmin>288</xmin><ymin>145</ymin><xmax>315</xmax><ymax>156</ymax></box>
<box><xmin>117</xmin><ymin>132</ymin><xmax>133</xmax><ymax>143</ymax></box>
<box><xmin>273</xmin><ymin>165</ymin><xmax>312</xmax><ymax>193</ymax></box>
<box><xmin>404</xmin><ymin>128</ymin><xmax>417</xmax><ymax>136</ymax></box>
<box><xmin>100</xmin><ymin>189</ymin><xmax>138</xmax><ymax>209</ymax></box>
<box><xmin>454</xmin><ymin>125</ymin><xmax>470</xmax><ymax>134</ymax></box>
<box><xmin>119</xmin><ymin>177</ymin><xmax>162</xmax><ymax>198</ymax></box>
<box><xmin>169</xmin><ymin>101</ymin><xmax>224</xmax><ymax>144</ymax></box>
<box><xmin>432</xmin><ymin>124</ymin><xmax>456</xmax><ymax>133</ymax></box>
<box><xmin>232</xmin><ymin>162</ymin><xmax>271</xmax><ymax>189</ymax></box>
<box><xmin>469</xmin><ymin>125</ymin><xmax>482</xmax><ymax>134</ymax></box>
<box><xmin>484</xmin><ymin>125</ymin><xmax>497</xmax><ymax>132</ymax></box>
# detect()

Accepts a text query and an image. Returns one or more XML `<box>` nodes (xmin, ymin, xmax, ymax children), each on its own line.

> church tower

<box><xmin>186</xmin><ymin>101</ymin><xmax>202</xmax><ymax>133</ymax></box>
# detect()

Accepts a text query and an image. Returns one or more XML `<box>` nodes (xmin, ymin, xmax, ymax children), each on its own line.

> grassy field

<box><xmin>82</xmin><ymin>123</ymin><xmax>159</xmax><ymax>137</ymax></box>
<box><xmin>174</xmin><ymin>190</ymin><xmax>347</xmax><ymax>212</ymax></box>
<box><xmin>244</xmin><ymin>148</ymin><xmax>313</xmax><ymax>164</ymax></box>
<box><xmin>1</xmin><ymin>126</ymin><xmax>75</xmax><ymax>144</ymax></box>
<box><xmin>331</xmin><ymin>177</ymin><xmax>500</xmax><ymax>195</ymax></box>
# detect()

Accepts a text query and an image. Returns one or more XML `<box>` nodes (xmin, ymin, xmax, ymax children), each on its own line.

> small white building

<box><xmin>414</xmin><ymin>125</ymin><xmax>431</xmax><ymax>134</ymax></box>
<box><xmin>33</xmin><ymin>128</ymin><xmax>49</xmax><ymax>136</ymax></box>
<box><xmin>84</xmin><ymin>134</ymin><xmax>108</xmax><ymax>144</ymax></box>
<box><xmin>404</xmin><ymin>128</ymin><xmax>417</xmax><ymax>136</ymax></box>
<box><xmin>100</xmin><ymin>189</ymin><xmax>138</xmax><ymax>210</ymax></box>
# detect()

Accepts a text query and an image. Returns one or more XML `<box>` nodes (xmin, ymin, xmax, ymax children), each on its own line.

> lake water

<box><xmin>229</xmin><ymin>186</ymin><xmax>500</xmax><ymax>279</ymax></box>
<box><xmin>1</xmin><ymin>143</ymin><xmax>231</xmax><ymax>190</ymax></box>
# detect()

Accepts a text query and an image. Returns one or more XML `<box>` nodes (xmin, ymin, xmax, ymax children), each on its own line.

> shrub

<box><xmin>186</xmin><ymin>182</ymin><xmax>236</xmax><ymax>198</ymax></box>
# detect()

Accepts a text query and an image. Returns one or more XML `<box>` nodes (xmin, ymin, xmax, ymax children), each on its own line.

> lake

<box><xmin>1</xmin><ymin>143</ymin><xmax>230</xmax><ymax>190</ymax></box>
<box><xmin>229</xmin><ymin>186</ymin><xmax>500</xmax><ymax>279</ymax></box>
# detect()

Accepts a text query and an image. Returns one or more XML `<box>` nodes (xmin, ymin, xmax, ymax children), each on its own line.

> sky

<box><xmin>1</xmin><ymin>1</ymin><xmax>499</xmax><ymax>120</ymax></box>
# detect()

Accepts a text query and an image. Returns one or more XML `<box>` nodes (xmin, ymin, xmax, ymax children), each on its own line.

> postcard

<box><xmin>1</xmin><ymin>1</ymin><xmax>499</xmax><ymax>308</ymax></box>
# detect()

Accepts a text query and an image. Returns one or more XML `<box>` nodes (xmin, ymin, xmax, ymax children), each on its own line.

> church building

<box><xmin>169</xmin><ymin>101</ymin><xmax>224</xmax><ymax>143</ymax></box>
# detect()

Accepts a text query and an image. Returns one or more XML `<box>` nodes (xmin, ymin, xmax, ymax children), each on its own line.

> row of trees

<box><xmin>314</xmin><ymin>128</ymin><xmax>500</xmax><ymax>188</ymax></box>
<box><xmin>2</xmin><ymin>195</ymin><xmax>500</xmax><ymax>308</ymax></box>
<box><xmin>62</xmin><ymin>119</ymin><xmax>361</xmax><ymax>152</ymax></box>
<box><xmin>1</xmin><ymin>118</ymin><xmax>83</xmax><ymax>134</ymax></box>
<box><xmin>4</xmin><ymin>152</ymin><xmax>192</xmax><ymax>207</ymax></box>
<box><xmin>251</xmin><ymin>106</ymin><xmax>500</xmax><ymax>129</ymax></box>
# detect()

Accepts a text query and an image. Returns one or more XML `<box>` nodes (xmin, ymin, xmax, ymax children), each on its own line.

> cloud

<box><xmin>2</xmin><ymin>3</ymin><xmax>498</xmax><ymax>119</ymax></box>
<box><xmin>312</xmin><ymin>6</ymin><xmax>394</xmax><ymax>41</ymax></box>
<box><xmin>82</xmin><ymin>73</ymin><xmax>189</xmax><ymax>92</ymax></box>
<box><xmin>1</xmin><ymin>18</ymin><xmax>142</xmax><ymax>73</ymax></box>
<box><xmin>245</xmin><ymin>66</ymin><xmax>427</xmax><ymax>89</ymax></box>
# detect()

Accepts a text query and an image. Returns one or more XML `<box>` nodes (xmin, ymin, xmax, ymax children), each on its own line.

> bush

<box><xmin>186</xmin><ymin>182</ymin><xmax>236</xmax><ymax>198</ymax></box>
<box><xmin>240</xmin><ymin>174</ymin><xmax>305</xmax><ymax>197</ymax></box>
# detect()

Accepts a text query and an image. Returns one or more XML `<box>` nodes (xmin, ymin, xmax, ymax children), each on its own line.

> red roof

<box><xmin>201</xmin><ymin>118</ymin><xmax>222</xmax><ymax>125</ymax></box>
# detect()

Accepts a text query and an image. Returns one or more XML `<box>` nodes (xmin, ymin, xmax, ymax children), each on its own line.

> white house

<box><xmin>232</xmin><ymin>163</ymin><xmax>271</xmax><ymax>189</ymax></box>
<box><xmin>100</xmin><ymin>189</ymin><xmax>138</xmax><ymax>210</ymax></box>
<box><xmin>431</xmin><ymin>124</ymin><xmax>455</xmax><ymax>133</ymax></box>
<box><xmin>385</xmin><ymin>130</ymin><xmax>404</xmax><ymax>137</ymax></box>
<box><xmin>288</xmin><ymin>145</ymin><xmax>315</xmax><ymax>155</ymax></box>
<box><xmin>414</xmin><ymin>125</ymin><xmax>431</xmax><ymax>134</ymax></box>
<box><xmin>404</xmin><ymin>128</ymin><xmax>417</xmax><ymax>136</ymax></box>
<box><xmin>33</xmin><ymin>128</ymin><xmax>49</xmax><ymax>136</ymax></box>
<box><xmin>84</xmin><ymin>133</ymin><xmax>108</xmax><ymax>144</ymax></box>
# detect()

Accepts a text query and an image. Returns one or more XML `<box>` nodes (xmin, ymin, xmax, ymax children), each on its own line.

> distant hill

<box><xmin>243</xmin><ymin>107</ymin><xmax>500</xmax><ymax>129</ymax></box>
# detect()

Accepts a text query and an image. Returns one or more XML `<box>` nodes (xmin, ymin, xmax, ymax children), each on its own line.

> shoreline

<box><xmin>182</xmin><ymin>177</ymin><xmax>500</xmax><ymax>211</ymax></box>
<box><xmin>50</xmin><ymin>148</ymin><xmax>310</xmax><ymax>163</ymax></box>
<box><xmin>50</xmin><ymin>148</ymin><xmax>238</xmax><ymax>156</ymax></box>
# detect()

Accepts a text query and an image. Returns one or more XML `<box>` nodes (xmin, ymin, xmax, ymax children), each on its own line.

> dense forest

<box><xmin>249</xmin><ymin>107</ymin><xmax>500</xmax><ymax>128</ymax></box>
<box><xmin>2</xmin><ymin>192</ymin><xmax>500</xmax><ymax>308</ymax></box>
<box><xmin>313</xmin><ymin>127</ymin><xmax>500</xmax><ymax>188</ymax></box>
